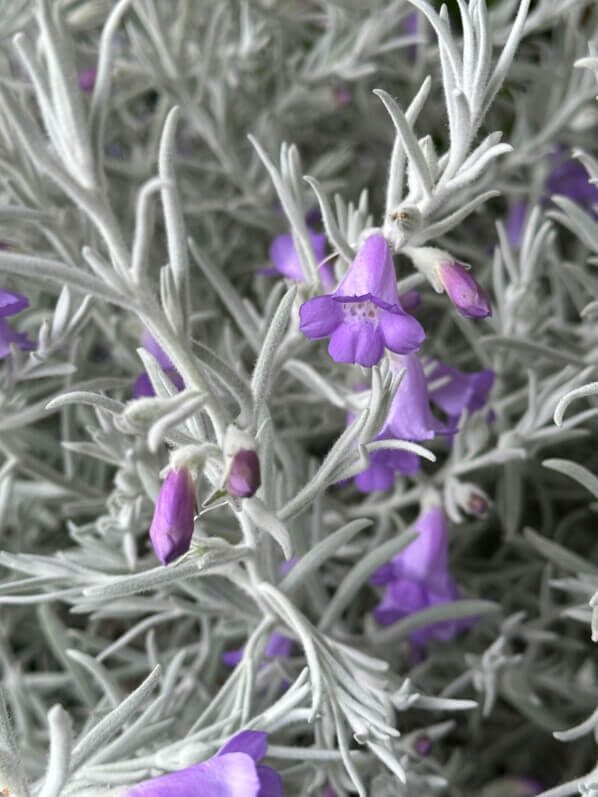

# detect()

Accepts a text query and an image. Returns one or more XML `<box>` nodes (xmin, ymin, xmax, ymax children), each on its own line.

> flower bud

<box><xmin>149</xmin><ymin>467</ymin><xmax>196</xmax><ymax>565</ymax></box>
<box><xmin>227</xmin><ymin>449</ymin><xmax>261</xmax><ymax>498</ymax></box>
<box><xmin>454</xmin><ymin>481</ymin><xmax>491</xmax><ymax>518</ymax></box>
<box><xmin>437</xmin><ymin>261</ymin><xmax>491</xmax><ymax>319</ymax></box>
<box><xmin>413</xmin><ymin>734</ymin><xmax>432</xmax><ymax>756</ymax></box>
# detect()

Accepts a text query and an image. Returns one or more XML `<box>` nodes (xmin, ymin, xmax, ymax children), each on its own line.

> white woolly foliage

<box><xmin>0</xmin><ymin>2</ymin><xmax>597</xmax><ymax>796</ymax></box>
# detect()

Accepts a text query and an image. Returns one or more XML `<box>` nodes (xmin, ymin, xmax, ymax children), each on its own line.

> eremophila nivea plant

<box><xmin>0</xmin><ymin>1</ymin><xmax>597</xmax><ymax>795</ymax></box>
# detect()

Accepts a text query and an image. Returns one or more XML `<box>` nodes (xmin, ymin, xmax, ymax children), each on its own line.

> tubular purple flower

<box><xmin>227</xmin><ymin>449</ymin><xmax>261</xmax><ymax>498</ymax></box>
<box><xmin>122</xmin><ymin>730</ymin><xmax>283</xmax><ymax>797</ymax></box>
<box><xmin>300</xmin><ymin>233</ymin><xmax>425</xmax><ymax>367</ymax></box>
<box><xmin>436</xmin><ymin>262</ymin><xmax>491</xmax><ymax>319</ymax></box>
<box><xmin>149</xmin><ymin>467</ymin><xmax>196</xmax><ymax>565</ymax></box>
<box><xmin>262</xmin><ymin>227</ymin><xmax>334</xmax><ymax>290</ymax></box>
<box><xmin>0</xmin><ymin>288</ymin><xmax>34</xmax><ymax>358</ymax></box>
<box><xmin>348</xmin><ymin>357</ymin><xmax>450</xmax><ymax>493</ymax></box>
<box><xmin>371</xmin><ymin>507</ymin><xmax>474</xmax><ymax>645</ymax></box>
<box><xmin>386</xmin><ymin>354</ymin><xmax>452</xmax><ymax>441</ymax></box>
<box><xmin>371</xmin><ymin>506</ymin><xmax>448</xmax><ymax>586</ymax></box>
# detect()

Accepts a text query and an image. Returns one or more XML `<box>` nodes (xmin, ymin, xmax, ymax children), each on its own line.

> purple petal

<box><xmin>164</xmin><ymin>367</ymin><xmax>185</xmax><ymax>392</ymax></box>
<box><xmin>0</xmin><ymin>318</ymin><xmax>35</xmax><ymax>358</ymax></box>
<box><xmin>373</xmin><ymin>579</ymin><xmax>428</xmax><ymax>626</ymax></box>
<box><xmin>265</xmin><ymin>633</ymin><xmax>293</xmax><ymax>658</ymax></box>
<box><xmin>370</xmin><ymin>562</ymin><xmax>394</xmax><ymax>586</ymax></box>
<box><xmin>222</xmin><ymin>648</ymin><xmax>244</xmax><ymax>667</ymax></box>
<box><xmin>380</xmin><ymin>448</ymin><xmax>420</xmax><ymax>475</ymax></box>
<box><xmin>123</xmin><ymin>753</ymin><xmax>261</xmax><ymax>797</ymax></box>
<box><xmin>328</xmin><ymin>322</ymin><xmax>384</xmax><ymax>367</ymax></box>
<box><xmin>387</xmin><ymin>355</ymin><xmax>438</xmax><ymax>441</ymax></box>
<box><xmin>268</xmin><ymin>228</ymin><xmax>326</xmax><ymax>283</ymax></box>
<box><xmin>218</xmin><ymin>731</ymin><xmax>267</xmax><ymax>764</ymax></box>
<box><xmin>299</xmin><ymin>295</ymin><xmax>342</xmax><ymax>339</ymax></box>
<box><xmin>133</xmin><ymin>368</ymin><xmax>184</xmax><ymax>399</ymax></box>
<box><xmin>142</xmin><ymin>331</ymin><xmax>174</xmax><ymax>370</ymax></box>
<box><xmin>269</xmin><ymin>234</ymin><xmax>303</xmax><ymax>281</ymax></box>
<box><xmin>0</xmin><ymin>289</ymin><xmax>28</xmax><ymax>317</ymax></box>
<box><xmin>319</xmin><ymin>261</ymin><xmax>336</xmax><ymax>292</ymax></box>
<box><xmin>398</xmin><ymin>290</ymin><xmax>421</xmax><ymax>314</ymax></box>
<box><xmin>392</xmin><ymin>507</ymin><xmax>449</xmax><ymax>583</ymax></box>
<box><xmin>437</xmin><ymin>262</ymin><xmax>491</xmax><ymax>319</ymax></box>
<box><xmin>354</xmin><ymin>461</ymin><xmax>395</xmax><ymax>493</ymax></box>
<box><xmin>149</xmin><ymin>468</ymin><xmax>196</xmax><ymax>565</ymax></box>
<box><xmin>279</xmin><ymin>557</ymin><xmax>296</xmax><ymax>577</ymax></box>
<box><xmin>228</xmin><ymin>449</ymin><xmax>261</xmax><ymax>498</ymax></box>
<box><xmin>256</xmin><ymin>765</ymin><xmax>284</xmax><ymax>797</ymax></box>
<box><xmin>410</xmin><ymin>574</ymin><xmax>475</xmax><ymax>645</ymax></box>
<box><xmin>309</xmin><ymin>230</ymin><xmax>326</xmax><ymax>264</ymax></box>
<box><xmin>428</xmin><ymin>361</ymin><xmax>494</xmax><ymax>418</ymax></box>
<box><xmin>333</xmin><ymin>234</ymin><xmax>399</xmax><ymax>307</ymax></box>
<box><xmin>403</xmin><ymin>10</ymin><xmax>419</xmax><ymax>35</ymax></box>
<box><xmin>133</xmin><ymin>372</ymin><xmax>155</xmax><ymax>398</ymax></box>
<box><xmin>378</xmin><ymin>310</ymin><xmax>425</xmax><ymax>354</ymax></box>
<box><xmin>545</xmin><ymin>155</ymin><xmax>598</xmax><ymax>209</ymax></box>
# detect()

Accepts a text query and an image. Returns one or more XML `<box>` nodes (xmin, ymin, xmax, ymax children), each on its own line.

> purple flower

<box><xmin>300</xmin><ymin>234</ymin><xmax>425</xmax><ymax>367</ymax></box>
<box><xmin>426</xmin><ymin>360</ymin><xmax>494</xmax><ymax>427</ymax></box>
<box><xmin>506</xmin><ymin>148</ymin><xmax>598</xmax><ymax>248</ymax></box>
<box><xmin>123</xmin><ymin>730</ymin><xmax>283</xmax><ymax>797</ymax></box>
<box><xmin>0</xmin><ymin>289</ymin><xmax>28</xmax><ymax>316</ymax></box>
<box><xmin>546</xmin><ymin>151</ymin><xmax>598</xmax><ymax>209</ymax></box>
<box><xmin>262</xmin><ymin>227</ymin><xmax>334</xmax><ymax>290</ymax></box>
<box><xmin>386</xmin><ymin>354</ymin><xmax>451</xmax><ymax>441</ymax></box>
<box><xmin>227</xmin><ymin>449</ymin><xmax>261</xmax><ymax>498</ymax></box>
<box><xmin>78</xmin><ymin>67</ymin><xmax>96</xmax><ymax>93</ymax></box>
<box><xmin>436</xmin><ymin>262</ymin><xmax>491</xmax><ymax>319</ymax></box>
<box><xmin>354</xmin><ymin>446</ymin><xmax>419</xmax><ymax>493</ymax></box>
<box><xmin>371</xmin><ymin>506</ymin><xmax>448</xmax><ymax>586</ymax></box>
<box><xmin>223</xmin><ymin>632</ymin><xmax>293</xmax><ymax>668</ymax></box>
<box><xmin>371</xmin><ymin>507</ymin><xmax>473</xmax><ymax>645</ymax></box>
<box><xmin>149</xmin><ymin>467</ymin><xmax>196</xmax><ymax>565</ymax></box>
<box><xmin>0</xmin><ymin>288</ymin><xmax>34</xmax><ymax>358</ymax></box>
<box><xmin>133</xmin><ymin>331</ymin><xmax>184</xmax><ymax>398</ymax></box>
<box><xmin>350</xmin><ymin>355</ymin><xmax>449</xmax><ymax>493</ymax></box>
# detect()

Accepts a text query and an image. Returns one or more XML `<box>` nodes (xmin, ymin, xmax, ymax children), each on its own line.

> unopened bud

<box><xmin>149</xmin><ymin>467</ymin><xmax>196</xmax><ymax>565</ymax></box>
<box><xmin>454</xmin><ymin>481</ymin><xmax>490</xmax><ymax>518</ymax></box>
<box><xmin>413</xmin><ymin>734</ymin><xmax>432</xmax><ymax>755</ymax></box>
<box><xmin>223</xmin><ymin>426</ymin><xmax>261</xmax><ymax>499</ymax></box>
<box><xmin>227</xmin><ymin>449</ymin><xmax>261</xmax><ymax>498</ymax></box>
<box><xmin>437</xmin><ymin>261</ymin><xmax>491</xmax><ymax>319</ymax></box>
